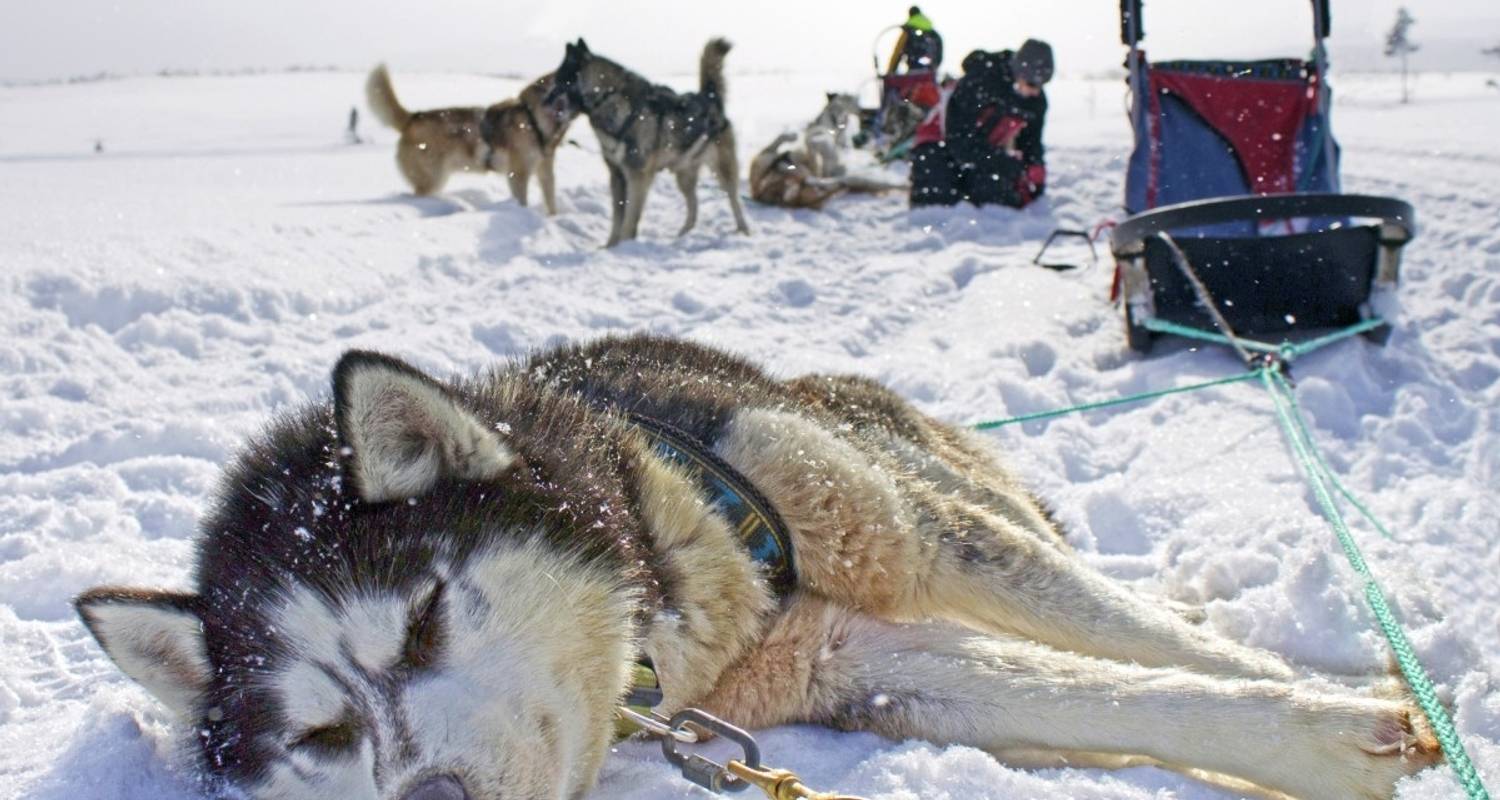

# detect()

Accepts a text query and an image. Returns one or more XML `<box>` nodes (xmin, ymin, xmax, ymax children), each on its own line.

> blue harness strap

<box><xmin>628</xmin><ymin>413</ymin><xmax>797</xmax><ymax>599</ymax></box>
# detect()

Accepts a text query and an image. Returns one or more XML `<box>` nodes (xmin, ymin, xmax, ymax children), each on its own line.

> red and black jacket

<box><xmin>941</xmin><ymin>49</ymin><xmax>1048</xmax><ymax>199</ymax></box>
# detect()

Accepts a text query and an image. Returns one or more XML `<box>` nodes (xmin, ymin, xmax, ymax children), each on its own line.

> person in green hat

<box><xmin>887</xmin><ymin>6</ymin><xmax>944</xmax><ymax>75</ymax></box>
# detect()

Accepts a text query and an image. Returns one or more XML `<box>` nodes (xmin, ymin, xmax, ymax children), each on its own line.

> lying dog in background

<box><xmin>365</xmin><ymin>65</ymin><xmax>576</xmax><ymax>212</ymax></box>
<box><xmin>548</xmin><ymin>38</ymin><xmax>751</xmax><ymax>246</ymax></box>
<box><xmin>77</xmin><ymin>333</ymin><xmax>1438</xmax><ymax>800</ymax></box>
<box><xmin>803</xmin><ymin>91</ymin><xmax>861</xmax><ymax>178</ymax></box>
<box><xmin>751</xmin><ymin>131</ymin><xmax>906</xmax><ymax>209</ymax></box>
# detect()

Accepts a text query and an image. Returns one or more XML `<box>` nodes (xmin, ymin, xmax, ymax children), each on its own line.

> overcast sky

<box><xmin>3</xmin><ymin>0</ymin><xmax>1498</xmax><ymax>84</ymax></box>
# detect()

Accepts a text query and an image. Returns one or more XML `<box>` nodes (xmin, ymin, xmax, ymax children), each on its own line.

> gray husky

<box><xmin>548</xmin><ymin>39</ymin><xmax>751</xmax><ymax>247</ymax></box>
<box><xmin>803</xmin><ymin>91</ymin><xmax>862</xmax><ymax>178</ymax></box>
<box><xmin>77</xmin><ymin>335</ymin><xmax>1438</xmax><ymax>800</ymax></box>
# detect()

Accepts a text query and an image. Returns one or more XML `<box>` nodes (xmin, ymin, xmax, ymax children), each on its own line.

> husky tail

<box><xmin>700</xmin><ymin>38</ymin><xmax>732</xmax><ymax>107</ymax></box>
<box><xmin>365</xmin><ymin>64</ymin><xmax>412</xmax><ymax>130</ymax></box>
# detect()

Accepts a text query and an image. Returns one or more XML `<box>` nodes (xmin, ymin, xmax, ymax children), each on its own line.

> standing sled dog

<box><xmin>77</xmin><ymin>335</ymin><xmax>1438</xmax><ymax>800</ymax></box>
<box><xmin>548</xmin><ymin>39</ymin><xmax>751</xmax><ymax>246</ymax></box>
<box><xmin>365</xmin><ymin>65</ymin><xmax>577</xmax><ymax>212</ymax></box>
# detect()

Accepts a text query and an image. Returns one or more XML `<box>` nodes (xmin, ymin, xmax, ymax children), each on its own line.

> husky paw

<box><xmin>1362</xmin><ymin>703</ymin><xmax>1441</xmax><ymax>759</ymax></box>
<box><xmin>1316</xmin><ymin>700</ymin><xmax>1443</xmax><ymax>799</ymax></box>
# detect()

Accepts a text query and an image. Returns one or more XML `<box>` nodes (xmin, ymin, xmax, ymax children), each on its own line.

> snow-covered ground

<box><xmin>2</xmin><ymin>66</ymin><xmax>1498</xmax><ymax>799</ymax></box>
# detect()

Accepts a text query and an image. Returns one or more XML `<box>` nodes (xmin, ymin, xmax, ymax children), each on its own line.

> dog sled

<box><xmin>1109</xmin><ymin>0</ymin><xmax>1416</xmax><ymax>353</ymax></box>
<box><xmin>864</xmin><ymin>25</ymin><xmax>943</xmax><ymax>162</ymax></box>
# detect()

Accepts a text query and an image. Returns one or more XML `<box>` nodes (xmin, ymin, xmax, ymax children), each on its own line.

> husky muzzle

<box><xmin>543</xmin><ymin>82</ymin><xmax>574</xmax><ymax>107</ymax></box>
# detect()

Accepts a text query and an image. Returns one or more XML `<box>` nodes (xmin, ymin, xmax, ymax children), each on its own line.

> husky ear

<box><xmin>76</xmin><ymin>589</ymin><xmax>209</xmax><ymax>719</ymax></box>
<box><xmin>826</xmin><ymin>91</ymin><xmax>837</xmax><ymax>102</ymax></box>
<box><xmin>575</xmin><ymin>38</ymin><xmax>591</xmax><ymax>54</ymax></box>
<box><xmin>333</xmin><ymin>351</ymin><xmax>515</xmax><ymax>503</ymax></box>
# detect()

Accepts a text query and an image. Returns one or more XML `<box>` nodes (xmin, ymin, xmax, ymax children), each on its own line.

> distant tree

<box><xmin>1384</xmin><ymin>7</ymin><xmax>1418</xmax><ymax>104</ymax></box>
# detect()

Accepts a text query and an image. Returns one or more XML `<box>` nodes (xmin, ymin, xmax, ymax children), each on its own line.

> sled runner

<box><xmin>1110</xmin><ymin>0</ymin><xmax>1416</xmax><ymax>353</ymax></box>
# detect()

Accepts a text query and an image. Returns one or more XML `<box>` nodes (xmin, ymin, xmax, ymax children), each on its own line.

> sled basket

<box><xmin>1110</xmin><ymin>194</ymin><xmax>1415</xmax><ymax>352</ymax></box>
<box><xmin>1112</xmin><ymin>0</ymin><xmax>1416</xmax><ymax>353</ymax></box>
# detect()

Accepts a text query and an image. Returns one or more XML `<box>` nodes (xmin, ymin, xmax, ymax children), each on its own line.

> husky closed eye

<box><xmin>291</xmin><ymin>719</ymin><xmax>361</xmax><ymax>753</ymax></box>
<box><xmin>401</xmin><ymin>581</ymin><xmax>446</xmax><ymax>671</ymax></box>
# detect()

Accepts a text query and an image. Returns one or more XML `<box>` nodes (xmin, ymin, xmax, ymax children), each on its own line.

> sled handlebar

<box><xmin>1121</xmin><ymin>0</ymin><xmax>1331</xmax><ymax>46</ymax></box>
<box><xmin>1109</xmin><ymin>193</ymin><xmax>1416</xmax><ymax>255</ymax></box>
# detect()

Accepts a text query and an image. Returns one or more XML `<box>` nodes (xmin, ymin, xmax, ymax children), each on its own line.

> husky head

<box><xmin>545</xmin><ymin>39</ymin><xmax>594</xmax><ymax>110</ymax></box>
<box><xmin>819</xmin><ymin>92</ymin><xmax>861</xmax><ymax>127</ymax></box>
<box><xmin>76</xmin><ymin>352</ymin><xmax>642</xmax><ymax>800</ymax></box>
<box><xmin>519</xmin><ymin>73</ymin><xmax>579</xmax><ymax>130</ymax></box>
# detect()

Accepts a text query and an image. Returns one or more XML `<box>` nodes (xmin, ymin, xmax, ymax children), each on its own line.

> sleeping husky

<box><xmin>750</xmin><ymin>132</ymin><xmax>906</xmax><ymax>209</ymax></box>
<box><xmin>548</xmin><ymin>39</ymin><xmax>751</xmax><ymax>247</ymax></box>
<box><xmin>366</xmin><ymin>65</ymin><xmax>577</xmax><ymax>211</ymax></box>
<box><xmin>77</xmin><ymin>335</ymin><xmax>1438</xmax><ymax>800</ymax></box>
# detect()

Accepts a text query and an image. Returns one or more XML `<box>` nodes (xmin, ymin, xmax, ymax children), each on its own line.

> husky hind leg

<box><xmin>674</xmin><ymin>167</ymin><xmax>699</xmax><ymax>236</ymax></box>
<box><xmin>699</xmin><ymin>597</ymin><xmax>1439</xmax><ymax>800</ymax></box>
<box><xmin>712</xmin><ymin>131</ymin><xmax>751</xmax><ymax>235</ymax></box>
<box><xmin>914</xmin><ymin>497</ymin><xmax>1299</xmax><ymax>680</ymax></box>
<box><xmin>715</xmin><ymin>406</ymin><xmax>1293</xmax><ymax>681</ymax></box>
<box><xmin>397</xmin><ymin>141</ymin><xmax>445</xmax><ymax>196</ymax></box>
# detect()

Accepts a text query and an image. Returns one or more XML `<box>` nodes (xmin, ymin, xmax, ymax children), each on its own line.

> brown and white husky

<box><xmin>77</xmin><ymin>334</ymin><xmax>1439</xmax><ymax>800</ymax></box>
<box><xmin>365</xmin><ymin>65</ymin><xmax>577</xmax><ymax>212</ymax></box>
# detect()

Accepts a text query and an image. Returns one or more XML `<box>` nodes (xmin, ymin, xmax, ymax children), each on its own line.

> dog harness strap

<box><xmin>582</xmin><ymin>87</ymin><xmax>620</xmax><ymax>119</ymax></box>
<box><xmin>582</xmin><ymin>89</ymin><xmax>636</xmax><ymax>144</ymax></box>
<box><xmin>627</xmin><ymin>412</ymin><xmax>797</xmax><ymax>598</ymax></box>
<box><xmin>521</xmin><ymin>102</ymin><xmax>547</xmax><ymax>150</ymax></box>
<box><xmin>479</xmin><ymin>112</ymin><xmax>498</xmax><ymax>173</ymax></box>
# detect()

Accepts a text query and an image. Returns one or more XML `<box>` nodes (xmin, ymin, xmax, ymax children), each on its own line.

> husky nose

<box><xmin>403</xmin><ymin>775</ymin><xmax>468</xmax><ymax>800</ymax></box>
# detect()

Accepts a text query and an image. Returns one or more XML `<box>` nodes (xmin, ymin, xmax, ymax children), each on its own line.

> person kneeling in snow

<box><xmin>910</xmin><ymin>39</ymin><xmax>1053</xmax><ymax>209</ymax></box>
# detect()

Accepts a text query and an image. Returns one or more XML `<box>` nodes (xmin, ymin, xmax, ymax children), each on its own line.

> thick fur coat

<box><xmin>750</xmin><ymin>93</ymin><xmax>905</xmax><ymax>209</ymax></box>
<box><xmin>548</xmin><ymin>39</ymin><xmax>751</xmax><ymax>246</ymax></box>
<box><xmin>78</xmin><ymin>334</ymin><xmax>1438</xmax><ymax>800</ymax></box>
<box><xmin>366</xmin><ymin>65</ymin><xmax>577</xmax><ymax>211</ymax></box>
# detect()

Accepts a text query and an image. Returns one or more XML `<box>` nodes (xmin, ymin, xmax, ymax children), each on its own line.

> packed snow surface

<box><xmin>2</xmin><ymin>67</ymin><xmax>1498</xmax><ymax>798</ymax></box>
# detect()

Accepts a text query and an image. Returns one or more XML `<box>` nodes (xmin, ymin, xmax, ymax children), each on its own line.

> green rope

<box><xmin>1141</xmin><ymin>317</ymin><xmax>1281</xmax><ymax>353</ymax></box>
<box><xmin>971</xmin><ymin>316</ymin><xmax>1488</xmax><ymax>796</ymax></box>
<box><xmin>1143</xmin><ymin>315</ymin><xmax>1390</xmax><ymax>361</ymax></box>
<box><xmin>971</xmin><ymin>371</ymin><xmax>1261</xmax><ymax>430</ymax></box>
<box><xmin>1267</xmin><ymin>371</ymin><xmax>1396</xmax><ymax>541</ymax></box>
<box><xmin>1282</xmin><ymin>316</ymin><xmax>1390</xmax><ymax>358</ymax></box>
<box><xmin>980</xmin><ymin>317</ymin><xmax>1395</xmax><ymax>432</ymax></box>
<box><xmin>1262</xmin><ymin>368</ymin><xmax>1489</xmax><ymax>799</ymax></box>
<box><xmin>1145</xmin><ymin>315</ymin><xmax>1397</xmax><ymax>537</ymax></box>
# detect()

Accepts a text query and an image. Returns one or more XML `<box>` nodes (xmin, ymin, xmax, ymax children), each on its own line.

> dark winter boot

<box><xmin>910</xmin><ymin>142</ymin><xmax>961</xmax><ymax>206</ymax></box>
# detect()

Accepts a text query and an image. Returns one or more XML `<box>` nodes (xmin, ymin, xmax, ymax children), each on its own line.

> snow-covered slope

<box><xmin>2</xmin><ymin>68</ymin><xmax>1497</xmax><ymax>799</ymax></box>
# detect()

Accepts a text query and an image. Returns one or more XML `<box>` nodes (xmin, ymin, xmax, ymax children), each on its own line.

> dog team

<box><xmin>364</xmin><ymin>30</ymin><xmax>1025</xmax><ymax>247</ymax></box>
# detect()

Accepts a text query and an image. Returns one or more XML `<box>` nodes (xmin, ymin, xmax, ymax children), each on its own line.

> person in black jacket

<box><xmin>911</xmin><ymin>39</ymin><xmax>1054</xmax><ymax>209</ymax></box>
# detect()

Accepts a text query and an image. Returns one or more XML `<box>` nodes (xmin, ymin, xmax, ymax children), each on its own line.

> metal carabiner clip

<box><xmin>660</xmin><ymin>708</ymin><xmax>762</xmax><ymax>794</ymax></box>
